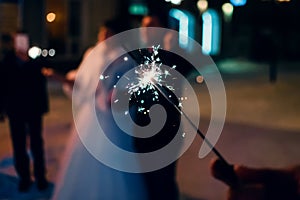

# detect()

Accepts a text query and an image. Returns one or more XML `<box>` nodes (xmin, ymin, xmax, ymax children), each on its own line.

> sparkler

<box><xmin>125</xmin><ymin>45</ymin><xmax>176</xmax><ymax>112</ymax></box>
<box><xmin>123</xmin><ymin>46</ymin><xmax>229</xmax><ymax>163</ymax></box>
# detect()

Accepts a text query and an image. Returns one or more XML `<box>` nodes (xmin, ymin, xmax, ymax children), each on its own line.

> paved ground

<box><xmin>0</xmin><ymin>59</ymin><xmax>299</xmax><ymax>199</ymax></box>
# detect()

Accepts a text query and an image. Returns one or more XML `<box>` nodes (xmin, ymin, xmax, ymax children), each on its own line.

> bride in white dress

<box><xmin>51</xmin><ymin>20</ymin><xmax>148</xmax><ymax>200</ymax></box>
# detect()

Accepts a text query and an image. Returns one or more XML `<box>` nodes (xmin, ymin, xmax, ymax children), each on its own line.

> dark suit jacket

<box><xmin>1</xmin><ymin>51</ymin><xmax>49</xmax><ymax>117</ymax></box>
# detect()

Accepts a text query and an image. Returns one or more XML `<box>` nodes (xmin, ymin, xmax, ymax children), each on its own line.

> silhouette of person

<box><xmin>0</xmin><ymin>34</ymin><xmax>11</xmax><ymax>122</ymax></box>
<box><xmin>0</xmin><ymin>33</ymin><xmax>49</xmax><ymax>192</ymax></box>
<box><xmin>127</xmin><ymin>14</ymin><xmax>199</xmax><ymax>200</ymax></box>
<box><xmin>210</xmin><ymin>158</ymin><xmax>300</xmax><ymax>200</ymax></box>
<box><xmin>59</xmin><ymin>21</ymin><xmax>117</xmax><ymax>97</ymax></box>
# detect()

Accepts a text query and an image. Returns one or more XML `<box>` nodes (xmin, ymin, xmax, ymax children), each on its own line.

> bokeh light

<box><xmin>165</xmin><ymin>0</ymin><xmax>183</xmax><ymax>5</ymax></box>
<box><xmin>230</xmin><ymin>0</ymin><xmax>246</xmax><ymax>7</ymax></box>
<box><xmin>46</xmin><ymin>12</ymin><xmax>56</xmax><ymax>23</ymax></box>
<box><xmin>197</xmin><ymin>0</ymin><xmax>208</xmax><ymax>13</ymax></box>
<box><xmin>222</xmin><ymin>3</ymin><xmax>234</xmax><ymax>22</ymax></box>
<box><xmin>42</xmin><ymin>49</ymin><xmax>48</xmax><ymax>57</ymax></box>
<box><xmin>49</xmin><ymin>49</ymin><xmax>56</xmax><ymax>57</ymax></box>
<box><xmin>28</xmin><ymin>46</ymin><xmax>41</xmax><ymax>59</ymax></box>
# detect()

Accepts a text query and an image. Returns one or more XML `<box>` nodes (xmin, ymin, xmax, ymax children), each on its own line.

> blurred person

<box><xmin>60</xmin><ymin>19</ymin><xmax>127</xmax><ymax>98</ymax></box>
<box><xmin>43</xmin><ymin>19</ymin><xmax>121</xmax><ymax>97</ymax></box>
<box><xmin>52</xmin><ymin>18</ymin><xmax>149</xmax><ymax>200</ymax></box>
<box><xmin>0</xmin><ymin>34</ymin><xmax>10</xmax><ymax>122</ymax></box>
<box><xmin>140</xmin><ymin>15</ymin><xmax>167</xmax><ymax>47</ymax></box>
<box><xmin>136</xmin><ymin>15</ymin><xmax>181</xmax><ymax>200</ymax></box>
<box><xmin>0</xmin><ymin>33</ymin><xmax>49</xmax><ymax>192</ymax></box>
<box><xmin>210</xmin><ymin>158</ymin><xmax>300</xmax><ymax>200</ymax></box>
<box><xmin>139</xmin><ymin>15</ymin><xmax>196</xmax><ymax>77</ymax></box>
<box><xmin>128</xmin><ymin>15</ymin><xmax>199</xmax><ymax>200</ymax></box>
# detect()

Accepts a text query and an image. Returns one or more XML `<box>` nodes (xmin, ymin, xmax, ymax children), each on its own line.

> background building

<box><xmin>0</xmin><ymin>0</ymin><xmax>299</xmax><ymax>68</ymax></box>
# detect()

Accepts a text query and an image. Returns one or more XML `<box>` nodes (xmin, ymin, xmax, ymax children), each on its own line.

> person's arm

<box><xmin>42</xmin><ymin>68</ymin><xmax>75</xmax><ymax>86</ymax></box>
<box><xmin>210</xmin><ymin>158</ymin><xmax>300</xmax><ymax>200</ymax></box>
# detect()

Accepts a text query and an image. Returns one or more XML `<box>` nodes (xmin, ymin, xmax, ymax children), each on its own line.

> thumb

<box><xmin>210</xmin><ymin>158</ymin><xmax>238</xmax><ymax>187</ymax></box>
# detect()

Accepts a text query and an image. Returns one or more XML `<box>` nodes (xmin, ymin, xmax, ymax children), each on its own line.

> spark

<box><xmin>124</xmin><ymin>45</ymin><xmax>179</xmax><ymax>112</ymax></box>
<box><xmin>126</xmin><ymin>46</ymin><xmax>176</xmax><ymax>96</ymax></box>
<box><xmin>127</xmin><ymin>61</ymin><xmax>164</xmax><ymax>94</ymax></box>
<box><xmin>138</xmin><ymin>107</ymin><xmax>145</xmax><ymax>112</ymax></box>
<box><xmin>99</xmin><ymin>74</ymin><xmax>110</xmax><ymax>80</ymax></box>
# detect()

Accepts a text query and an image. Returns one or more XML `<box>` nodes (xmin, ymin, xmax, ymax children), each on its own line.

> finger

<box><xmin>211</xmin><ymin>159</ymin><xmax>299</xmax><ymax>199</ymax></box>
<box><xmin>210</xmin><ymin>158</ymin><xmax>238</xmax><ymax>187</ymax></box>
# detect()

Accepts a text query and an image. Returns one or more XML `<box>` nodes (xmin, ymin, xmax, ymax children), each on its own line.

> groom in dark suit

<box><xmin>1</xmin><ymin>33</ymin><xmax>49</xmax><ymax>192</ymax></box>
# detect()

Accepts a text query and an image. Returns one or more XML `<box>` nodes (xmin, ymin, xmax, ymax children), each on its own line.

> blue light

<box><xmin>169</xmin><ymin>9</ymin><xmax>195</xmax><ymax>52</ymax></box>
<box><xmin>129</xmin><ymin>3</ymin><xmax>148</xmax><ymax>15</ymax></box>
<box><xmin>202</xmin><ymin>12</ymin><xmax>212</xmax><ymax>55</ymax></box>
<box><xmin>230</xmin><ymin>0</ymin><xmax>247</xmax><ymax>6</ymax></box>
<box><xmin>202</xmin><ymin>9</ymin><xmax>221</xmax><ymax>55</ymax></box>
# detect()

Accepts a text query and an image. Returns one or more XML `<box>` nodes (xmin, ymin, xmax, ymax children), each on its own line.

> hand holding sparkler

<box><xmin>210</xmin><ymin>158</ymin><xmax>300</xmax><ymax>200</ymax></box>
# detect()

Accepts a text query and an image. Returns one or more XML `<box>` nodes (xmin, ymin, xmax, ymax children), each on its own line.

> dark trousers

<box><xmin>8</xmin><ymin>114</ymin><xmax>46</xmax><ymax>182</ymax></box>
<box><xmin>142</xmin><ymin>163</ymin><xmax>179</xmax><ymax>200</ymax></box>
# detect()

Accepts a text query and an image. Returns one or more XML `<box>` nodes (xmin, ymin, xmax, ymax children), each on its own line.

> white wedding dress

<box><xmin>52</xmin><ymin>43</ymin><xmax>148</xmax><ymax>200</ymax></box>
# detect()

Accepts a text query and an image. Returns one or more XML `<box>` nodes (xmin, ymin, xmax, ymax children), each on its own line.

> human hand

<box><xmin>210</xmin><ymin>158</ymin><xmax>300</xmax><ymax>200</ymax></box>
<box><xmin>41</xmin><ymin>67</ymin><xmax>54</xmax><ymax>77</ymax></box>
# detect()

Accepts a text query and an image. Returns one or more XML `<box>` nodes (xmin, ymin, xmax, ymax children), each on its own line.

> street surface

<box><xmin>1</xmin><ymin>59</ymin><xmax>300</xmax><ymax>199</ymax></box>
